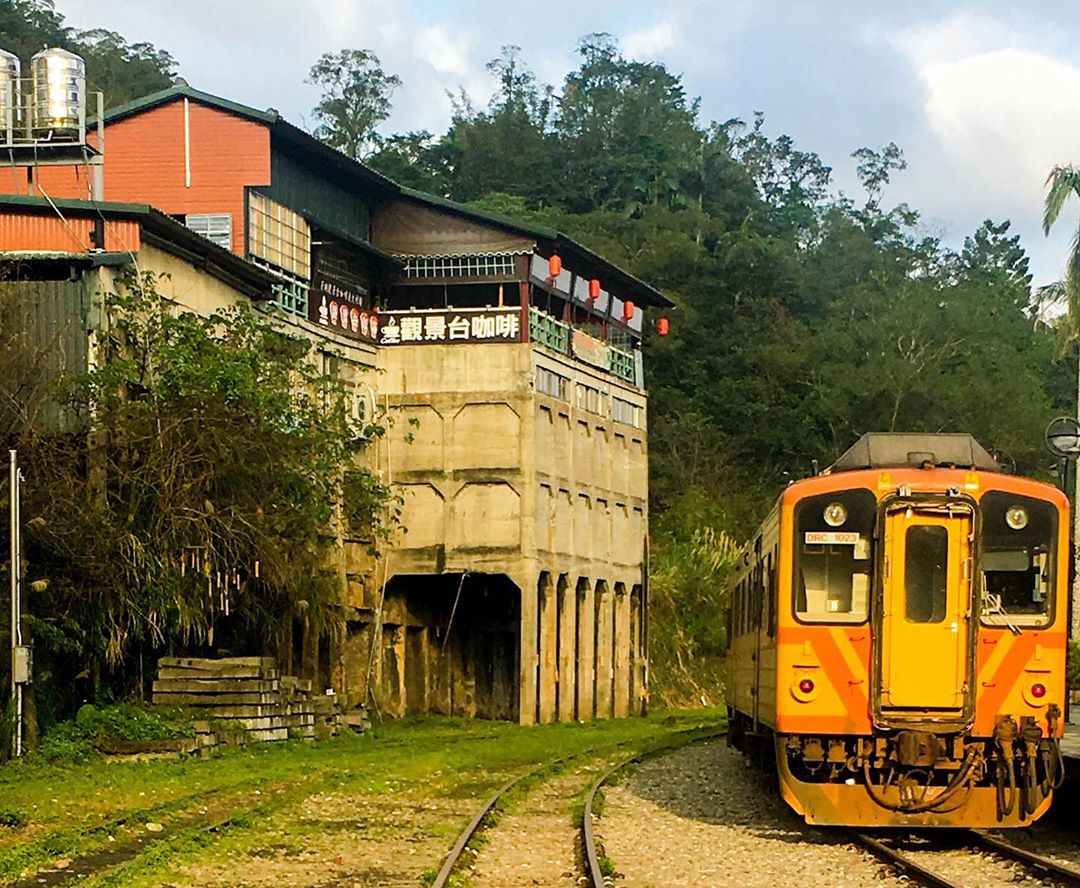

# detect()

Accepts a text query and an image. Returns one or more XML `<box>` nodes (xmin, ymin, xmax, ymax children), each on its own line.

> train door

<box><xmin>878</xmin><ymin>505</ymin><xmax>972</xmax><ymax>714</ymax></box>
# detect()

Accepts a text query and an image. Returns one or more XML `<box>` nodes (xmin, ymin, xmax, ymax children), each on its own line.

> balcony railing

<box><xmin>528</xmin><ymin>307</ymin><xmax>638</xmax><ymax>386</ymax></box>
<box><xmin>528</xmin><ymin>307</ymin><xmax>570</xmax><ymax>354</ymax></box>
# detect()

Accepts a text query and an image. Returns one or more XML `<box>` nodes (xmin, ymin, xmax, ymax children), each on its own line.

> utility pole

<box><xmin>8</xmin><ymin>450</ymin><xmax>27</xmax><ymax>758</ymax></box>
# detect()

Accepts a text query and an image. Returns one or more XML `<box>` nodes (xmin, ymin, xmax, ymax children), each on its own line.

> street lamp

<box><xmin>1046</xmin><ymin>417</ymin><xmax>1080</xmax><ymax>645</ymax></box>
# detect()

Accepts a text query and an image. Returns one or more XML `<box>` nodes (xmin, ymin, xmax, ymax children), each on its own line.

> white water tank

<box><xmin>31</xmin><ymin>47</ymin><xmax>84</xmax><ymax>140</ymax></box>
<box><xmin>0</xmin><ymin>49</ymin><xmax>20</xmax><ymax>133</ymax></box>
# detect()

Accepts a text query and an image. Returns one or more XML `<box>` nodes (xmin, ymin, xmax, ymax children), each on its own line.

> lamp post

<box><xmin>1046</xmin><ymin>417</ymin><xmax>1080</xmax><ymax>640</ymax></box>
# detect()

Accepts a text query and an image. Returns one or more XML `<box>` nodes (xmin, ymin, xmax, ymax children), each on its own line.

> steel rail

<box><xmin>429</xmin><ymin>758</ymin><xmax>552</xmax><ymax>888</ymax></box>
<box><xmin>581</xmin><ymin>725</ymin><xmax>728</xmax><ymax>888</ymax></box>
<box><xmin>851</xmin><ymin>833</ymin><xmax>963</xmax><ymax>888</ymax></box>
<box><xmin>969</xmin><ymin>830</ymin><xmax>1080</xmax><ymax>885</ymax></box>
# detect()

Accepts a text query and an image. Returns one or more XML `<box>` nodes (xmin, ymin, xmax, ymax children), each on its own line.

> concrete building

<box><xmin>0</xmin><ymin>84</ymin><xmax>672</xmax><ymax>724</ymax></box>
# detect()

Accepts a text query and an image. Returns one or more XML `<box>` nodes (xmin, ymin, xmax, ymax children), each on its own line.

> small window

<box><xmin>905</xmin><ymin>525</ymin><xmax>948</xmax><ymax>623</ymax></box>
<box><xmin>980</xmin><ymin>492</ymin><xmax>1057</xmax><ymax>626</ymax></box>
<box><xmin>794</xmin><ymin>489</ymin><xmax>876</xmax><ymax>623</ymax></box>
<box><xmin>537</xmin><ymin>367</ymin><xmax>569</xmax><ymax>400</ymax></box>
<box><xmin>185</xmin><ymin>213</ymin><xmax>232</xmax><ymax>250</ymax></box>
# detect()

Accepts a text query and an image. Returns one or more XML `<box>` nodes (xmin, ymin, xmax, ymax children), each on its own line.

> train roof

<box><xmin>827</xmin><ymin>433</ymin><xmax>1000</xmax><ymax>473</ymax></box>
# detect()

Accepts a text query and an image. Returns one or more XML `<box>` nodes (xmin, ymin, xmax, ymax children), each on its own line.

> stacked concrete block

<box><xmin>152</xmin><ymin>656</ymin><xmax>341</xmax><ymax>744</ymax></box>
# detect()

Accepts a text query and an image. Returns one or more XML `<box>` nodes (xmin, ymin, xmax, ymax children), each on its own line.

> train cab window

<box><xmin>980</xmin><ymin>492</ymin><xmax>1057</xmax><ymax>627</ymax></box>
<box><xmin>794</xmin><ymin>489</ymin><xmax>876</xmax><ymax>623</ymax></box>
<box><xmin>905</xmin><ymin>526</ymin><xmax>948</xmax><ymax>623</ymax></box>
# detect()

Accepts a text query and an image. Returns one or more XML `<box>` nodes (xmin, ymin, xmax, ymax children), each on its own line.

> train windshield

<box><xmin>980</xmin><ymin>492</ymin><xmax>1056</xmax><ymax>627</ymax></box>
<box><xmin>794</xmin><ymin>489</ymin><xmax>876</xmax><ymax>623</ymax></box>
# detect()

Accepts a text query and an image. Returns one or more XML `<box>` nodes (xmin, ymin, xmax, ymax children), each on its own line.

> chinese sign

<box><xmin>309</xmin><ymin>248</ymin><xmax>376</xmax><ymax>342</ymax></box>
<box><xmin>571</xmin><ymin>329</ymin><xmax>611</xmax><ymax>370</ymax></box>
<box><xmin>379</xmin><ymin>308</ymin><xmax>523</xmax><ymax>345</ymax></box>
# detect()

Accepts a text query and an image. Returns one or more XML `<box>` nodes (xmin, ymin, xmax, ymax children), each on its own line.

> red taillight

<box><xmin>799</xmin><ymin>678</ymin><xmax>815</xmax><ymax>694</ymax></box>
<box><xmin>1031</xmin><ymin>683</ymin><xmax>1046</xmax><ymax>699</ymax></box>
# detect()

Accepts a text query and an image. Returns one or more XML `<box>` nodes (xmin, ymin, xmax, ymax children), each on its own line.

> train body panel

<box><xmin>725</xmin><ymin>434</ymin><xmax>1069</xmax><ymax>828</ymax></box>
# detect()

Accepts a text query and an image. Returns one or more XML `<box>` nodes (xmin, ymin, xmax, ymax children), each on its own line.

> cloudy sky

<box><xmin>55</xmin><ymin>0</ymin><xmax>1080</xmax><ymax>286</ymax></box>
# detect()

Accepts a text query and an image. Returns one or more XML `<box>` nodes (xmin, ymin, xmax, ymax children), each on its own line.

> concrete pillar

<box><xmin>613</xmin><ymin>583</ymin><xmax>631</xmax><ymax>718</ymax></box>
<box><xmin>431</xmin><ymin>628</ymin><xmax>453</xmax><ymax>716</ymax></box>
<box><xmin>492</xmin><ymin>631</ymin><xmax>514</xmax><ymax>721</ymax></box>
<box><xmin>450</xmin><ymin>629</ymin><xmax>477</xmax><ymax>717</ymax></box>
<box><xmin>404</xmin><ymin>627</ymin><xmax>430</xmax><ymax>716</ymax></box>
<box><xmin>629</xmin><ymin>586</ymin><xmax>645</xmax><ymax>716</ymax></box>
<box><xmin>538</xmin><ymin>573</ymin><xmax>558</xmax><ymax>724</ymax></box>
<box><xmin>518</xmin><ymin>572</ymin><xmax>540</xmax><ymax>725</ymax></box>
<box><xmin>383</xmin><ymin>624</ymin><xmax>406</xmax><ymax>718</ymax></box>
<box><xmin>557</xmin><ymin>576</ymin><xmax>577</xmax><ymax>722</ymax></box>
<box><xmin>595</xmin><ymin>581</ymin><xmax>614</xmax><ymax>719</ymax></box>
<box><xmin>576</xmin><ymin>578</ymin><xmax>595</xmax><ymax>721</ymax></box>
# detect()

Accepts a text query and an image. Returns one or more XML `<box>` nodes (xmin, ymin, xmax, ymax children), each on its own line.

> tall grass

<box><xmin>649</xmin><ymin>519</ymin><xmax>740</xmax><ymax>709</ymax></box>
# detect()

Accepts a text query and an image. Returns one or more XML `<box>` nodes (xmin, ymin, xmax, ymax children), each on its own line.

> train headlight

<box><xmin>1031</xmin><ymin>683</ymin><xmax>1046</xmax><ymax>699</ymax></box>
<box><xmin>798</xmin><ymin>678</ymin><xmax>815</xmax><ymax>694</ymax></box>
<box><xmin>1005</xmin><ymin>505</ymin><xmax>1029</xmax><ymax>530</ymax></box>
<box><xmin>823</xmin><ymin>502</ymin><xmax>848</xmax><ymax>527</ymax></box>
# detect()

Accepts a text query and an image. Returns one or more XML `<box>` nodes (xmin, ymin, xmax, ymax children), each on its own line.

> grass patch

<box><xmin>0</xmin><ymin>709</ymin><xmax>725</xmax><ymax>887</ymax></box>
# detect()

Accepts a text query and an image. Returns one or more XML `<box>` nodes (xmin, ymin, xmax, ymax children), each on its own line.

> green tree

<box><xmin>15</xmin><ymin>270</ymin><xmax>392</xmax><ymax>689</ymax></box>
<box><xmin>75</xmin><ymin>28</ymin><xmax>176</xmax><ymax>104</ymax></box>
<box><xmin>308</xmin><ymin>49</ymin><xmax>401</xmax><ymax>160</ymax></box>
<box><xmin>556</xmin><ymin>33</ymin><xmax>704</xmax><ymax>212</ymax></box>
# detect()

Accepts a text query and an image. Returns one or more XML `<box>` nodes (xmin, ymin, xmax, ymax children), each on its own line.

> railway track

<box><xmin>430</xmin><ymin>723</ymin><xmax>726</xmax><ymax>888</ymax></box>
<box><xmin>852</xmin><ymin>829</ymin><xmax>1080</xmax><ymax>888</ymax></box>
<box><xmin>581</xmin><ymin>725</ymin><xmax>728</xmax><ymax>888</ymax></box>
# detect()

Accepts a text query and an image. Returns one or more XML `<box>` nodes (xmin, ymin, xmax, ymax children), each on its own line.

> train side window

<box><xmin>980</xmin><ymin>492</ymin><xmax>1056</xmax><ymax>626</ymax></box>
<box><xmin>739</xmin><ymin>580</ymin><xmax>745</xmax><ymax>635</ymax></box>
<box><xmin>794</xmin><ymin>489</ymin><xmax>876</xmax><ymax>624</ymax></box>
<box><xmin>767</xmin><ymin>550</ymin><xmax>777</xmax><ymax>637</ymax></box>
<box><xmin>734</xmin><ymin>579</ymin><xmax>743</xmax><ymax>636</ymax></box>
<box><xmin>905</xmin><ymin>525</ymin><xmax>948</xmax><ymax>623</ymax></box>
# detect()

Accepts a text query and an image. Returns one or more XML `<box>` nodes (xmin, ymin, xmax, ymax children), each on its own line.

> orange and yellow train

<box><xmin>725</xmin><ymin>433</ymin><xmax>1068</xmax><ymax>827</ymax></box>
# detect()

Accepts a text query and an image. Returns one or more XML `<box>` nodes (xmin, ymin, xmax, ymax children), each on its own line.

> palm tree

<box><xmin>1043</xmin><ymin>164</ymin><xmax>1080</xmax><ymax>639</ymax></box>
<box><xmin>1043</xmin><ymin>164</ymin><xmax>1080</xmax><ymax>329</ymax></box>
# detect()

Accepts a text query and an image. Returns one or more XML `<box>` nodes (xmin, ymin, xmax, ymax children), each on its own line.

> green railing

<box><xmin>608</xmin><ymin>347</ymin><xmax>636</xmax><ymax>384</ymax></box>
<box><xmin>529</xmin><ymin>306</ymin><xmax>640</xmax><ymax>387</ymax></box>
<box><xmin>529</xmin><ymin>307</ymin><xmax>570</xmax><ymax>355</ymax></box>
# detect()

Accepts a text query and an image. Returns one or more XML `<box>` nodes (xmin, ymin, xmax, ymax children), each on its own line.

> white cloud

<box><xmin>889</xmin><ymin>11</ymin><xmax>1080</xmax><ymax>283</ymax></box>
<box><xmin>418</xmin><ymin>25</ymin><xmax>472</xmax><ymax>76</ymax></box>
<box><xmin>623</xmin><ymin>21</ymin><xmax>678</xmax><ymax>59</ymax></box>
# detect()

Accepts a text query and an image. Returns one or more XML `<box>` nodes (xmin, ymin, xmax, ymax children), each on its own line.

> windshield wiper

<box><xmin>981</xmin><ymin>575</ymin><xmax>1022</xmax><ymax>635</ymax></box>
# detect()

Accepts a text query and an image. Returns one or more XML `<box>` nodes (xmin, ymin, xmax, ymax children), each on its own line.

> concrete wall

<box><xmin>361</xmin><ymin>338</ymin><xmax>649</xmax><ymax>723</ymax></box>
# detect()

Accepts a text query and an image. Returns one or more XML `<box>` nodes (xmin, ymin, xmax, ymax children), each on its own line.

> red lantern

<box><xmin>548</xmin><ymin>254</ymin><xmax>562</xmax><ymax>277</ymax></box>
<box><xmin>588</xmin><ymin>278</ymin><xmax>601</xmax><ymax>300</ymax></box>
<box><xmin>657</xmin><ymin>317</ymin><xmax>669</xmax><ymax>336</ymax></box>
<box><xmin>622</xmin><ymin>300</ymin><xmax>635</xmax><ymax>321</ymax></box>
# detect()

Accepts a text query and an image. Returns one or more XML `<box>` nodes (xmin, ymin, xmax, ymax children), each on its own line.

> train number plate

<box><xmin>804</xmin><ymin>531</ymin><xmax>861</xmax><ymax>545</ymax></box>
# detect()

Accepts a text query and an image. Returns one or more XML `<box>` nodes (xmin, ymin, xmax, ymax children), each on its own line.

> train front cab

<box><xmin>767</xmin><ymin>470</ymin><xmax>1068</xmax><ymax>827</ymax></box>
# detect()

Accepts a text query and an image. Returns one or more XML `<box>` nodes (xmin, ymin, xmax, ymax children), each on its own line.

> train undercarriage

<box><xmin>730</xmin><ymin>709</ymin><xmax>1066</xmax><ymax>827</ymax></box>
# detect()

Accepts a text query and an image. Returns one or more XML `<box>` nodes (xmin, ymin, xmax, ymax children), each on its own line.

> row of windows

<box><xmin>535</xmin><ymin>370</ymin><xmax>644</xmax><ymax>428</ymax></box>
<box><xmin>248</xmin><ymin>192</ymin><xmax>312</xmax><ymax>281</ymax></box>
<box><xmin>404</xmin><ymin>253</ymin><xmax>517</xmax><ymax>278</ymax></box>
<box><xmin>731</xmin><ymin>545</ymin><xmax>778</xmax><ymax>639</ymax></box>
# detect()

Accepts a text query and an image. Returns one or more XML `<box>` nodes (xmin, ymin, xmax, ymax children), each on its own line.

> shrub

<box><xmin>1068</xmin><ymin>640</ymin><xmax>1080</xmax><ymax>690</ymax></box>
<box><xmin>35</xmin><ymin>703</ymin><xmax>194</xmax><ymax>763</ymax></box>
<box><xmin>0</xmin><ymin>808</ymin><xmax>28</xmax><ymax>829</ymax></box>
